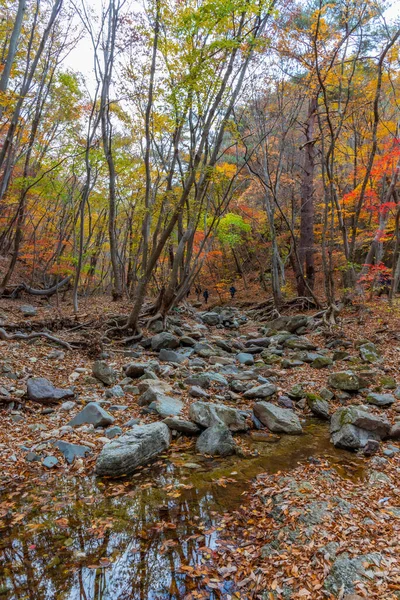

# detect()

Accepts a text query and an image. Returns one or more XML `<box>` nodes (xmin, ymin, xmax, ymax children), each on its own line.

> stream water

<box><xmin>0</xmin><ymin>421</ymin><xmax>364</xmax><ymax>600</ymax></box>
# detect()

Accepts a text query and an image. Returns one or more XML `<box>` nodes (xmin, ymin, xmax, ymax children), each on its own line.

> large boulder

<box><xmin>92</xmin><ymin>361</ymin><xmax>117</xmax><ymax>386</ymax></box>
<box><xmin>189</xmin><ymin>401</ymin><xmax>249</xmax><ymax>432</ymax></box>
<box><xmin>324</xmin><ymin>553</ymin><xmax>382</xmax><ymax>597</ymax></box>
<box><xmin>328</xmin><ymin>371</ymin><xmax>361</xmax><ymax>391</ymax></box>
<box><xmin>330</xmin><ymin>406</ymin><xmax>390</xmax><ymax>449</ymax></box>
<box><xmin>27</xmin><ymin>378</ymin><xmax>74</xmax><ymax>404</ymax></box>
<box><xmin>95</xmin><ymin>422</ymin><xmax>171</xmax><ymax>477</ymax></box>
<box><xmin>68</xmin><ymin>402</ymin><xmax>114</xmax><ymax>428</ymax></box>
<box><xmin>253</xmin><ymin>402</ymin><xmax>303</xmax><ymax>434</ymax></box>
<box><xmin>201</xmin><ymin>312</ymin><xmax>220</xmax><ymax>326</ymax></box>
<box><xmin>150</xmin><ymin>332</ymin><xmax>179</xmax><ymax>351</ymax></box>
<box><xmin>196</xmin><ymin>424</ymin><xmax>236</xmax><ymax>456</ymax></box>
<box><xmin>243</xmin><ymin>382</ymin><xmax>277</xmax><ymax>399</ymax></box>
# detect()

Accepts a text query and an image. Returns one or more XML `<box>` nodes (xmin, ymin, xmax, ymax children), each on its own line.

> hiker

<box><xmin>203</xmin><ymin>289</ymin><xmax>209</xmax><ymax>304</ymax></box>
<box><xmin>377</xmin><ymin>272</ymin><xmax>391</xmax><ymax>297</ymax></box>
<box><xmin>195</xmin><ymin>284</ymin><xmax>202</xmax><ymax>300</ymax></box>
<box><xmin>229</xmin><ymin>285</ymin><xmax>237</xmax><ymax>299</ymax></box>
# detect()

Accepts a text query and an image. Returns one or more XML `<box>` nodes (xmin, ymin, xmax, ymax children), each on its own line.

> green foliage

<box><xmin>214</xmin><ymin>213</ymin><xmax>250</xmax><ymax>248</ymax></box>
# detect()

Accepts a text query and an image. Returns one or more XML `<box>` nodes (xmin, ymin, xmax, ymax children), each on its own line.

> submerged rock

<box><xmin>253</xmin><ymin>402</ymin><xmax>303</xmax><ymax>434</ymax></box>
<box><xmin>95</xmin><ymin>422</ymin><xmax>171</xmax><ymax>477</ymax></box>
<box><xmin>196</xmin><ymin>424</ymin><xmax>236</xmax><ymax>456</ymax></box>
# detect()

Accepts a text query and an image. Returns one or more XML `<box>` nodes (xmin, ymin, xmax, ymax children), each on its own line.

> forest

<box><xmin>0</xmin><ymin>0</ymin><xmax>400</xmax><ymax>599</ymax></box>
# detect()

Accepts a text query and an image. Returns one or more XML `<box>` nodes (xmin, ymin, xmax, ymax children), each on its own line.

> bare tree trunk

<box><xmin>0</xmin><ymin>0</ymin><xmax>27</xmax><ymax>119</ymax></box>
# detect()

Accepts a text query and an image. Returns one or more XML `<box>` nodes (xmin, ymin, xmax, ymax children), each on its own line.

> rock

<box><xmin>311</xmin><ymin>355</ymin><xmax>333</xmax><ymax>369</ymax></box>
<box><xmin>159</xmin><ymin>349</ymin><xmax>185</xmax><ymax>363</ymax></box>
<box><xmin>151</xmin><ymin>332</ymin><xmax>179</xmax><ymax>351</ymax></box>
<box><xmin>189</xmin><ymin>401</ymin><xmax>249</xmax><ymax>431</ymax></box>
<box><xmin>330</xmin><ymin>406</ymin><xmax>390</xmax><ymax>449</ymax></box>
<box><xmin>287</xmin><ymin>384</ymin><xmax>305</xmax><ymax>400</ymax></box>
<box><xmin>43</xmin><ymin>456</ymin><xmax>58</xmax><ymax>468</ymax></box>
<box><xmin>138</xmin><ymin>384</ymin><xmax>174</xmax><ymax>405</ymax></box>
<box><xmin>163</xmin><ymin>417</ymin><xmax>201</xmax><ymax>435</ymax></box>
<box><xmin>105</xmin><ymin>426</ymin><xmax>123</xmax><ymax>439</ymax></box>
<box><xmin>196</xmin><ymin>424</ymin><xmax>236</xmax><ymax>456</ymax></box>
<box><xmin>25</xmin><ymin>451</ymin><xmax>41</xmax><ymax>462</ymax></box>
<box><xmin>278</xmin><ymin>395</ymin><xmax>294</xmax><ymax>409</ymax></box>
<box><xmin>324</xmin><ymin>553</ymin><xmax>382</xmax><ymax>596</ymax></box>
<box><xmin>366</xmin><ymin>392</ymin><xmax>395</xmax><ymax>407</ymax></box>
<box><xmin>320</xmin><ymin>387</ymin><xmax>334</xmax><ymax>401</ymax></box>
<box><xmin>92</xmin><ymin>361</ymin><xmax>117</xmax><ymax>386</ymax></box>
<box><xmin>68</xmin><ymin>402</ymin><xmax>115</xmax><ymax>428</ymax></box>
<box><xmin>253</xmin><ymin>402</ymin><xmax>303</xmax><ymax>434</ymax></box>
<box><xmin>363</xmin><ymin>439</ymin><xmax>380</xmax><ymax>456</ymax></box>
<box><xmin>359</xmin><ymin>342</ymin><xmax>381</xmax><ymax>363</ymax></box>
<box><xmin>184</xmin><ymin>372</ymin><xmax>228</xmax><ymax>388</ymax></box>
<box><xmin>54</xmin><ymin>441</ymin><xmax>91</xmax><ymax>464</ymax></box>
<box><xmin>389</xmin><ymin>423</ymin><xmax>400</xmax><ymax>439</ymax></box>
<box><xmin>236</xmin><ymin>352</ymin><xmax>254</xmax><ymax>365</ymax></box>
<box><xmin>380</xmin><ymin>375</ymin><xmax>396</xmax><ymax>389</ymax></box>
<box><xmin>27</xmin><ymin>378</ymin><xmax>74</xmax><ymax>404</ymax></box>
<box><xmin>59</xmin><ymin>400</ymin><xmax>76</xmax><ymax>412</ymax></box>
<box><xmin>328</xmin><ymin>371</ymin><xmax>361</xmax><ymax>391</ymax></box>
<box><xmin>109</xmin><ymin>404</ymin><xmax>128</xmax><ymax>411</ymax></box>
<box><xmin>124</xmin><ymin>363</ymin><xmax>147</xmax><ymax>378</ymax></box>
<box><xmin>306</xmin><ymin>394</ymin><xmax>330</xmax><ymax>419</ymax></box>
<box><xmin>124</xmin><ymin>418</ymin><xmax>140</xmax><ymax>427</ymax></box>
<box><xmin>284</xmin><ymin>336</ymin><xmax>316</xmax><ymax>351</ymax></box>
<box><xmin>123</xmin><ymin>385</ymin><xmax>139</xmax><ymax>395</ymax></box>
<box><xmin>261</xmin><ymin>351</ymin><xmax>281</xmax><ymax>364</ymax></box>
<box><xmin>148</xmin><ymin>394</ymin><xmax>183</xmax><ymax>418</ymax></box>
<box><xmin>95</xmin><ymin>422</ymin><xmax>171</xmax><ymax>477</ymax></box>
<box><xmin>189</xmin><ymin>385</ymin><xmax>209</xmax><ymax>398</ymax></box>
<box><xmin>20</xmin><ymin>304</ymin><xmax>37</xmax><ymax>317</ymax></box>
<box><xmin>245</xmin><ymin>337</ymin><xmax>270</xmax><ymax>348</ymax></box>
<box><xmin>243</xmin><ymin>382</ymin><xmax>277</xmax><ymax>399</ymax></box>
<box><xmin>282</xmin><ymin>358</ymin><xmax>304</xmax><ymax>369</ymax></box>
<box><xmin>105</xmin><ymin>385</ymin><xmax>125</xmax><ymax>399</ymax></box>
<box><xmin>201</xmin><ymin>312</ymin><xmax>220</xmax><ymax>326</ymax></box>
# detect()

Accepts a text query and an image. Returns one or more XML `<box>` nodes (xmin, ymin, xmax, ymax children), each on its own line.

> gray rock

<box><xmin>95</xmin><ymin>422</ymin><xmax>171</xmax><ymax>476</ymax></box>
<box><xmin>328</xmin><ymin>371</ymin><xmax>361</xmax><ymax>391</ymax></box>
<box><xmin>163</xmin><ymin>417</ymin><xmax>201</xmax><ymax>435</ymax></box>
<box><xmin>306</xmin><ymin>394</ymin><xmax>330</xmax><ymax>420</ymax></box>
<box><xmin>366</xmin><ymin>392</ymin><xmax>395</xmax><ymax>407</ymax></box>
<box><xmin>284</xmin><ymin>336</ymin><xmax>316</xmax><ymax>351</ymax></box>
<box><xmin>43</xmin><ymin>456</ymin><xmax>58</xmax><ymax>468</ymax></box>
<box><xmin>105</xmin><ymin>426</ymin><xmax>123</xmax><ymax>439</ymax></box>
<box><xmin>330</xmin><ymin>406</ymin><xmax>390</xmax><ymax>449</ymax></box>
<box><xmin>184</xmin><ymin>372</ymin><xmax>228</xmax><ymax>388</ymax></box>
<box><xmin>189</xmin><ymin>401</ymin><xmax>249</xmax><ymax>431</ymax></box>
<box><xmin>68</xmin><ymin>402</ymin><xmax>114</xmax><ymax>428</ymax></box>
<box><xmin>311</xmin><ymin>355</ymin><xmax>333</xmax><ymax>369</ymax></box>
<box><xmin>148</xmin><ymin>394</ymin><xmax>183</xmax><ymax>418</ymax></box>
<box><xmin>20</xmin><ymin>304</ymin><xmax>37</xmax><ymax>317</ymax></box>
<box><xmin>27</xmin><ymin>378</ymin><xmax>74</xmax><ymax>404</ymax></box>
<box><xmin>151</xmin><ymin>332</ymin><xmax>179</xmax><ymax>351</ymax></box>
<box><xmin>243</xmin><ymin>382</ymin><xmax>277</xmax><ymax>399</ymax></box>
<box><xmin>245</xmin><ymin>337</ymin><xmax>270</xmax><ymax>348</ymax></box>
<box><xmin>105</xmin><ymin>385</ymin><xmax>125</xmax><ymax>398</ymax></box>
<box><xmin>320</xmin><ymin>387</ymin><xmax>334</xmax><ymax>401</ymax></box>
<box><xmin>287</xmin><ymin>384</ymin><xmax>305</xmax><ymax>400</ymax></box>
<box><xmin>363</xmin><ymin>439</ymin><xmax>380</xmax><ymax>456</ymax></box>
<box><xmin>360</xmin><ymin>342</ymin><xmax>381</xmax><ymax>364</ymax></box>
<box><xmin>54</xmin><ymin>440</ymin><xmax>91</xmax><ymax>464</ymax></box>
<box><xmin>389</xmin><ymin>423</ymin><xmax>400</xmax><ymax>439</ymax></box>
<box><xmin>189</xmin><ymin>385</ymin><xmax>209</xmax><ymax>398</ymax></box>
<box><xmin>201</xmin><ymin>312</ymin><xmax>220</xmax><ymax>326</ymax></box>
<box><xmin>253</xmin><ymin>402</ymin><xmax>303</xmax><ymax>434</ymax></box>
<box><xmin>196</xmin><ymin>424</ymin><xmax>236</xmax><ymax>456</ymax></box>
<box><xmin>59</xmin><ymin>400</ymin><xmax>76</xmax><ymax>412</ymax></box>
<box><xmin>236</xmin><ymin>352</ymin><xmax>254</xmax><ymax>366</ymax></box>
<box><xmin>324</xmin><ymin>553</ymin><xmax>382</xmax><ymax>596</ymax></box>
<box><xmin>124</xmin><ymin>363</ymin><xmax>147</xmax><ymax>378</ymax></box>
<box><xmin>92</xmin><ymin>361</ymin><xmax>117</xmax><ymax>386</ymax></box>
<box><xmin>159</xmin><ymin>348</ymin><xmax>185</xmax><ymax>364</ymax></box>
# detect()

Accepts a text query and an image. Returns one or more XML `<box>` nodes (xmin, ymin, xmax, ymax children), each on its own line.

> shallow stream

<box><xmin>0</xmin><ymin>421</ymin><xmax>364</xmax><ymax>600</ymax></box>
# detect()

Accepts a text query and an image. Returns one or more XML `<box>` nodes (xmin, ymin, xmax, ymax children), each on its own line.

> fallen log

<box><xmin>0</xmin><ymin>327</ymin><xmax>72</xmax><ymax>350</ymax></box>
<box><xmin>6</xmin><ymin>275</ymin><xmax>72</xmax><ymax>299</ymax></box>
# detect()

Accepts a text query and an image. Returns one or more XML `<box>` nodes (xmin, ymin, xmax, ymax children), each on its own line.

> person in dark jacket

<box><xmin>377</xmin><ymin>272</ymin><xmax>391</xmax><ymax>296</ymax></box>
<box><xmin>229</xmin><ymin>285</ymin><xmax>237</xmax><ymax>299</ymax></box>
<box><xmin>203</xmin><ymin>289</ymin><xmax>209</xmax><ymax>304</ymax></box>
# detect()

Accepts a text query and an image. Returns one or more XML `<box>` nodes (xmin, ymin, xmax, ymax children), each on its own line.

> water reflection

<box><xmin>0</xmin><ymin>421</ymin><xmax>364</xmax><ymax>600</ymax></box>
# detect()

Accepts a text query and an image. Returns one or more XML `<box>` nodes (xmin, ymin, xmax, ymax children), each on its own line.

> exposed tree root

<box><xmin>3</xmin><ymin>276</ymin><xmax>72</xmax><ymax>299</ymax></box>
<box><xmin>0</xmin><ymin>327</ymin><xmax>72</xmax><ymax>350</ymax></box>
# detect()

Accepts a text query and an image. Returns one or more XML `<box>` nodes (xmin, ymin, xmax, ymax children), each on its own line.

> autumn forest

<box><xmin>1</xmin><ymin>1</ymin><xmax>400</xmax><ymax>599</ymax></box>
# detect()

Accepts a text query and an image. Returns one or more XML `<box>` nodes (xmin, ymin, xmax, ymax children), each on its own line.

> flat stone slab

<box><xmin>253</xmin><ymin>402</ymin><xmax>303</xmax><ymax>434</ymax></box>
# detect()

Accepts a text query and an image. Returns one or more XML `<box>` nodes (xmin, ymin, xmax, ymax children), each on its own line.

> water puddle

<box><xmin>0</xmin><ymin>421</ymin><xmax>364</xmax><ymax>599</ymax></box>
